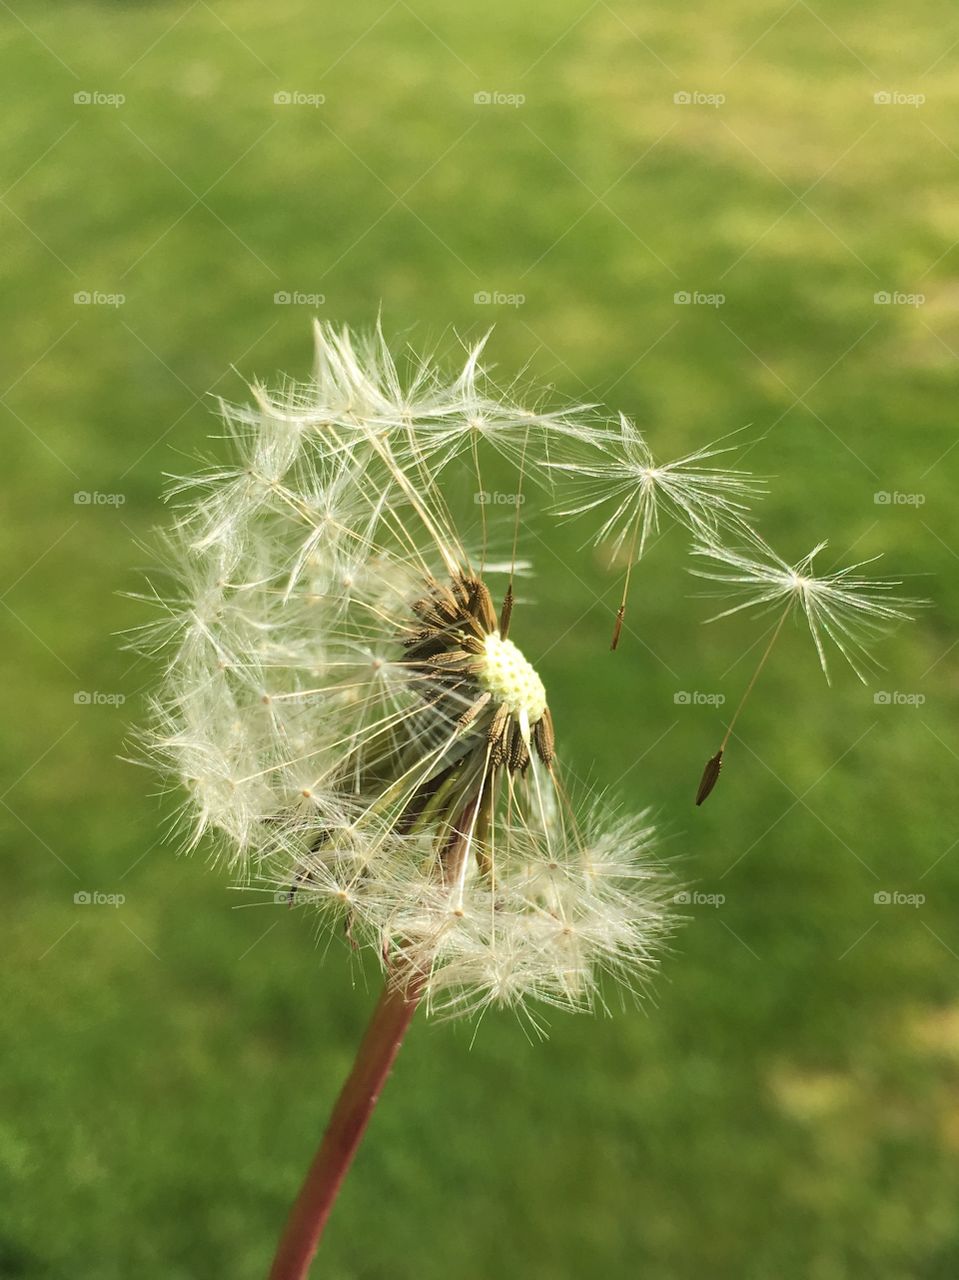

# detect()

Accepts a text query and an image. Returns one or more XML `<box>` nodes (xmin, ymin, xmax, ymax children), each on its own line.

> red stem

<box><xmin>267</xmin><ymin>979</ymin><xmax>421</xmax><ymax>1280</ymax></box>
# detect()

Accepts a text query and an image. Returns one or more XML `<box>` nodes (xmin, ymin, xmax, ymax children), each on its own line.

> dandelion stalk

<box><xmin>267</xmin><ymin>976</ymin><xmax>422</xmax><ymax>1280</ymax></box>
<box><xmin>271</xmin><ymin>797</ymin><xmax>477</xmax><ymax>1276</ymax></box>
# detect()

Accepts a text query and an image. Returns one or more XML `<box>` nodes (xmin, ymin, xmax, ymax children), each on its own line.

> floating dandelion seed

<box><xmin>550</xmin><ymin>415</ymin><xmax>764</xmax><ymax>648</ymax></box>
<box><xmin>690</xmin><ymin>531</ymin><xmax>923</xmax><ymax>804</ymax></box>
<box><xmin>693</xmin><ymin>533</ymin><xmax>922</xmax><ymax>682</ymax></box>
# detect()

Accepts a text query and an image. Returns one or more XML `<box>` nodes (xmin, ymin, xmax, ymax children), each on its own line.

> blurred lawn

<box><xmin>2</xmin><ymin>1</ymin><xmax>959</xmax><ymax>1277</ymax></box>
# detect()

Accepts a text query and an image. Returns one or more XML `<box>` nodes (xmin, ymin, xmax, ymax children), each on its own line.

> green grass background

<box><xmin>2</xmin><ymin>2</ymin><xmax>958</xmax><ymax>1276</ymax></box>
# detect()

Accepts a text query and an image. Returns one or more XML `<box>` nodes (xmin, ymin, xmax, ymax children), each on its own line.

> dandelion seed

<box><xmin>551</xmin><ymin>415</ymin><xmax>764</xmax><ymax>648</ymax></box>
<box><xmin>693</xmin><ymin>533</ymin><xmax>921</xmax><ymax>683</ymax></box>
<box><xmin>690</xmin><ymin>531</ymin><xmax>923</xmax><ymax>802</ymax></box>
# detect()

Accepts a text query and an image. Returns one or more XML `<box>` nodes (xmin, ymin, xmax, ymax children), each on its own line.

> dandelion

<box><xmin>549</xmin><ymin>414</ymin><xmax>764</xmax><ymax>648</ymax></box>
<box><xmin>134</xmin><ymin>322</ymin><xmax>916</xmax><ymax>1276</ymax></box>
<box><xmin>690</xmin><ymin>531</ymin><xmax>923</xmax><ymax>803</ymax></box>
<box><xmin>136</xmin><ymin>322</ymin><xmax>684</xmax><ymax>1278</ymax></box>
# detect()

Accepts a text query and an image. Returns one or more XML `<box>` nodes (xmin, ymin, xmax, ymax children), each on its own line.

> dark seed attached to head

<box><xmin>533</xmin><ymin>707</ymin><xmax>555</xmax><ymax>768</ymax></box>
<box><xmin>499</xmin><ymin>582</ymin><xmax>514</xmax><ymax>639</ymax></box>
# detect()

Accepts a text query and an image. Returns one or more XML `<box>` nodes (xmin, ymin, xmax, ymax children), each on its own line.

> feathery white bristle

<box><xmin>691</xmin><ymin>529</ymin><xmax>923</xmax><ymax>683</ymax></box>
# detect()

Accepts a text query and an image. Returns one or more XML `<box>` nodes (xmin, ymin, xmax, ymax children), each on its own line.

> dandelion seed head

<box><xmin>136</xmin><ymin>322</ymin><xmax>853</xmax><ymax>1018</ymax></box>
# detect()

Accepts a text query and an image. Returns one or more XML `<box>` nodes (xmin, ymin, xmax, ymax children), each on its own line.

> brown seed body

<box><xmin>695</xmin><ymin>749</ymin><xmax>724</xmax><ymax>806</ymax></box>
